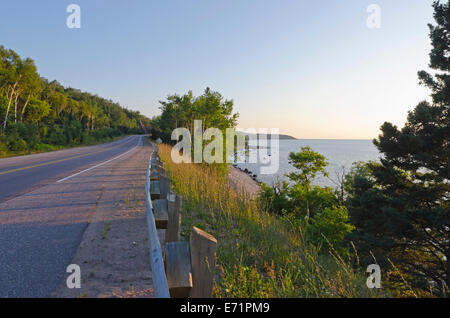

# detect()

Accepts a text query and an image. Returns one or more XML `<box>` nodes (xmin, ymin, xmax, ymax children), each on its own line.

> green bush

<box><xmin>81</xmin><ymin>132</ymin><xmax>94</xmax><ymax>144</ymax></box>
<box><xmin>32</xmin><ymin>143</ymin><xmax>56</xmax><ymax>152</ymax></box>
<box><xmin>9</xmin><ymin>138</ymin><xmax>28</xmax><ymax>151</ymax></box>
<box><xmin>46</xmin><ymin>125</ymin><xmax>66</xmax><ymax>145</ymax></box>
<box><xmin>307</xmin><ymin>206</ymin><xmax>355</xmax><ymax>255</ymax></box>
<box><xmin>0</xmin><ymin>141</ymin><xmax>8</xmax><ymax>154</ymax></box>
<box><xmin>259</xmin><ymin>182</ymin><xmax>291</xmax><ymax>215</ymax></box>
<box><xmin>287</xmin><ymin>184</ymin><xmax>338</xmax><ymax>219</ymax></box>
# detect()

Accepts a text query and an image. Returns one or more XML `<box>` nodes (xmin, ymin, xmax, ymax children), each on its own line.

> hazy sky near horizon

<box><xmin>0</xmin><ymin>1</ymin><xmax>436</xmax><ymax>139</ymax></box>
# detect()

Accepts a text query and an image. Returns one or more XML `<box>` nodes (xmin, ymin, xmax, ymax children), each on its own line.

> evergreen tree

<box><xmin>348</xmin><ymin>1</ymin><xmax>449</xmax><ymax>296</ymax></box>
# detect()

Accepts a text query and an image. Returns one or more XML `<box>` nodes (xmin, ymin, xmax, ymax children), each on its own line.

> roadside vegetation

<box><xmin>0</xmin><ymin>46</ymin><xmax>151</xmax><ymax>157</ymax></box>
<box><xmin>152</xmin><ymin>89</ymin><xmax>384</xmax><ymax>297</ymax></box>
<box><xmin>158</xmin><ymin>143</ymin><xmax>382</xmax><ymax>298</ymax></box>
<box><xmin>154</xmin><ymin>1</ymin><xmax>449</xmax><ymax>298</ymax></box>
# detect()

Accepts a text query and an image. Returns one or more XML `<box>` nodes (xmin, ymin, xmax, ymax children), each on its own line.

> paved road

<box><xmin>0</xmin><ymin>135</ymin><xmax>145</xmax><ymax>297</ymax></box>
<box><xmin>0</xmin><ymin>135</ymin><xmax>141</xmax><ymax>203</ymax></box>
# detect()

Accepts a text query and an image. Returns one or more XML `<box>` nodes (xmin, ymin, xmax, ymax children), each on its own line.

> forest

<box><xmin>0</xmin><ymin>46</ymin><xmax>151</xmax><ymax>156</ymax></box>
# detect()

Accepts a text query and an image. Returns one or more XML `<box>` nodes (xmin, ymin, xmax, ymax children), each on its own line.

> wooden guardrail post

<box><xmin>148</xmin><ymin>145</ymin><xmax>218</xmax><ymax>299</ymax></box>
<box><xmin>159</xmin><ymin>175</ymin><xmax>170</xmax><ymax>200</ymax></box>
<box><xmin>150</xmin><ymin>180</ymin><xmax>160</xmax><ymax>200</ymax></box>
<box><xmin>165</xmin><ymin>242</ymin><xmax>193</xmax><ymax>298</ymax></box>
<box><xmin>155</xmin><ymin>165</ymin><xmax>166</xmax><ymax>176</ymax></box>
<box><xmin>166</xmin><ymin>194</ymin><xmax>182</xmax><ymax>243</ymax></box>
<box><xmin>150</xmin><ymin>170</ymin><xmax>159</xmax><ymax>181</ymax></box>
<box><xmin>189</xmin><ymin>227</ymin><xmax>217</xmax><ymax>298</ymax></box>
<box><xmin>153</xmin><ymin>175</ymin><xmax>170</xmax><ymax>229</ymax></box>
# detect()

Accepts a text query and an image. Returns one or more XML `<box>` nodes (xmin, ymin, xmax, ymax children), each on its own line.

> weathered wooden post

<box><xmin>153</xmin><ymin>175</ymin><xmax>170</xmax><ymax>229</ymax></box>
<box><xmin>165</xmin><ymin>242</ymin><xmax>193</xmax><ymax>298</ymax></box>
<box><xmin>159</xmin><ymin>175</ymin><xmax>170</xmax><ymax>200</ymax></box>
<box><xmin>150</xmin><ymin>180</ymin><xmax>160</xmax><ymax>200</ymax></box>
<box><xmin>166</xmin><ymin>194</ymin><xmax>182</xmax><ymax>243</ymax></box>
<box><xmin>155</xmin><ymin>165</ymin><xmax>166</xmax><ymax>176</ymax></box>
<box><xmin>150</xmin><ymin>170</ymin><xmax>159</xmax><ymax>181</ymax></box>
<box><xmin>189</xmin><ymin>227</ymin><xmax>217</xmax><ymax>298</ymax></box>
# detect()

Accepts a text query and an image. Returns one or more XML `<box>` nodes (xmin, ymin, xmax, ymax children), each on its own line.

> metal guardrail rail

<box><xmin>145</xmin><ymin>145</ymin><xmax>170</xmax><ymax>298</ymax></box>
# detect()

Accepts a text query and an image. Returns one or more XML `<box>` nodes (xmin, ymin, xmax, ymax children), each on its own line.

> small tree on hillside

<box><xmin>287</xmin><ymin>146</ymin><xmax>329</xmax><ymax>219</ymax></box>
<box><xmin>287</xmin><ymin>146</ymin><xmax>329</xmax><ymax>191</ymax></box>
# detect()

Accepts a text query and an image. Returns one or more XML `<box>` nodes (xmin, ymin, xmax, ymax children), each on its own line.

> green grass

<box><xmin>158</xmin><ymin>144</ymin><xmax>388</xmax><ymax>298</ymax></box>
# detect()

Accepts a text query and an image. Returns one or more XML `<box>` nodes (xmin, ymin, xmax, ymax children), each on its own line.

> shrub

<box><xmin>32</xmin><ymin>143</ymin><xmax>56</xmax><ymax>152</ymax></box>
<box><xmin>47</xmin><ymin>125</ymin><xmax>66</xmax><ymax>145</ymax></box>
<box><xmin>307</xmin><ymin>206</ymin><xmax>355</xmax><ymax>255</ymax></box>
<box><xmin>9</xmin><ymin>138</ymin><xmax>28</xmax><ymax>152</ymax></box>
<box><xmin>287</xmin><ymin>184</ymin><xmax>338</xmax><ymax>219</ymax></box>
<box><xmin>0</xmin><ymin>140</ymin><xmax>8</xmax><ymax>154</ymax></box>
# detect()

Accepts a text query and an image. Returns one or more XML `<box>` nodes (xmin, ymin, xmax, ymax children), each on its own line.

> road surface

<box><xmin>0</xmin><ymin>135</ymin><xmax>148</xmax><ymax>297</ymax></box>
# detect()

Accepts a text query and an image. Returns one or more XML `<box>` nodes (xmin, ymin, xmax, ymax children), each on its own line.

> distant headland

<box><xmin>237</xmin><ymin>132</ymin><xmax>297</xmax><ymax>140</ymax></box>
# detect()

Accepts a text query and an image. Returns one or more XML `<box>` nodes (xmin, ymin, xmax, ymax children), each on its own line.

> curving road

<box><xmin>0</xmin><ymin>135</ymin><xmax>147</xmax><ymax>297</ymax></box>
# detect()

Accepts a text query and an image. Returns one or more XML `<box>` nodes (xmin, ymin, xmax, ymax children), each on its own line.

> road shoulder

<box><xmin>54</xmin><ymin>139</ymin><xmax>155</xmax><ymax>298</ymax></box>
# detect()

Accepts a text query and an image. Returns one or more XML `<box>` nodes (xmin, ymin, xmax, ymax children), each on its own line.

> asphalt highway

<box><xmin>0</xmin><ymin>135</ymin><xmax>141</xmax><ymax>203</ymax></box>
<box><xmin>0</xmin><ymin>135</ymin><xmax>144</xmax><ymax>297</ymax></box>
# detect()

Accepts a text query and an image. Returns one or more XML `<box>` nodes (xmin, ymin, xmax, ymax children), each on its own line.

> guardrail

<box><xmin>145</xmin><ymin>146</ymin><xmax>170</xmax><ymax>298</ymax></box>
<box><xmin>145</xmin><ymin>142</ymin><xmax>217</xmax><ymax>298</ymax></box>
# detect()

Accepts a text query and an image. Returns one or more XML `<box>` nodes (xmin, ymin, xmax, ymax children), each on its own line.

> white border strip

<box><xmin>56</xmin><ymin>136</ymin><xmax>142</xmax><ymax>183</ymax></box>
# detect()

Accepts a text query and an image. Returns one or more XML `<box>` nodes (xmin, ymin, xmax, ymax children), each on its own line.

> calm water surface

<box><xmin>236</xmin><ymin>139</ymin><xmax>381</xmax><ymax>188</ymax></box>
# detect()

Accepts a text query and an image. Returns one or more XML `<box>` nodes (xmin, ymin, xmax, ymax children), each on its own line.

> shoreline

<box><xmin>228</xmin><ymin>165</ymin><xmax>261</xmax><ymax>197</ymax></box>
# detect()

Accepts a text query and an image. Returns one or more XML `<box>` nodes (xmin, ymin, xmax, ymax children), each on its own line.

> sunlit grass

<box><xmin>158</xmin><ymin>143</ymin><xmax>386</xmax><ymax>298</ymax></box>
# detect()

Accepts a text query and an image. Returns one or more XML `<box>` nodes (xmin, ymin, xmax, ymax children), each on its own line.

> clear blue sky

<box><xmin>0</xmin><ymin>0</ymin><xmax>435</xmax><ymax>139</ymax></box>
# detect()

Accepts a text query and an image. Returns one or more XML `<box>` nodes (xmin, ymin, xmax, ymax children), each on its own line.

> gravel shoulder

<box><xmin>54</xmin><ymin>139</ymin><xmax>155</xmax><ymax>298</ymax></box>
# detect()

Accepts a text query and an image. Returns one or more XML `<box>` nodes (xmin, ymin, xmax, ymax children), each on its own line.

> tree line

<box><xmin>0</xmin><ymin>46</ymin><xmax>151</xmax><ymax>154</ymax></box>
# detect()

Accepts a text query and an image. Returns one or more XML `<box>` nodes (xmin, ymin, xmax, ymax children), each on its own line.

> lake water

<box><xmin>235</xmin><ymin>139</ymin><xmax>381</xmax><ymax>188</ymax></box>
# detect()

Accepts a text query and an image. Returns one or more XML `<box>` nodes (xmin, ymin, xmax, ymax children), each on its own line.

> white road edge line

<box><xmin>56</xmin><ymin>136</ymin><xmax>142</xmax><ymax>183</ymax></box>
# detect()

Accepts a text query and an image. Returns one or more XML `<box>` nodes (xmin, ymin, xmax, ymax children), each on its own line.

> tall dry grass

<box><xmin>158</xmin><ymin>143</ymin><xmax>385</xmax><ymax>298</ymax></box>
